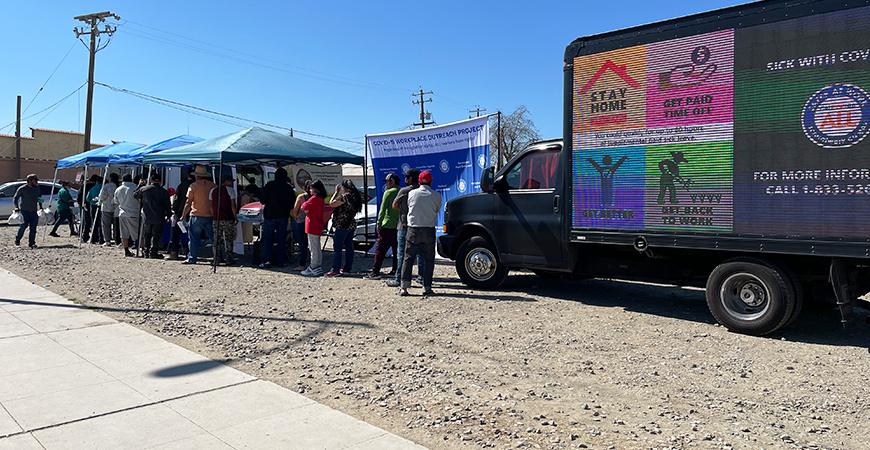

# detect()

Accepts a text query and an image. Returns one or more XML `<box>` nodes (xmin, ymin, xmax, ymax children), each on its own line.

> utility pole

<box><xmin>74</xmin><ymin>11</ymin><xmax>119</xmax><ymax>154</ymax></box>
<box><xmin>469</xmin><ymin>105</ymin><xmax>486</xmax><ymax>118</ymax></box>
<box><xmin>412</xmin><ymin>88</ymin><xmax>435</xmax><ymax>128</ymax></box>
<box><xmin>15</xmin><ymin>96</ymin><xmax>21</xmax><ymax>180</ymax></box>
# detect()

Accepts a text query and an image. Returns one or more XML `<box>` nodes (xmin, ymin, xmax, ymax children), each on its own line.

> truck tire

<box><xmin>456</xmin><ymin>236</ymin><xmax>508</xmax><ymax>289</ymax></box>
<box><xmin>706</xmin><ymin>258</ymin><xmax>800</xmax><ymax>336</ymax></box>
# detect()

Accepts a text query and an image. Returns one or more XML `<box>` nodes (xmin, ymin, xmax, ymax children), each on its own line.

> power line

<box><xmin>20</xmin><ymin>42</ymin><xmax>78</xmax><ymax>116</ymax></box>
<box><xmin>95</xmin><ymin>82</ymin><xmax>364</xmax><ymax>145</ymax></box>
<box><xmin>412</xmin><ymin>88</ymin><xmax>435</xmax><ymax>128</ymax></box>
<box><xmin>115</xmin><ymin>20</ymin><xmax>415</xmax><ymax>95</ymax></box>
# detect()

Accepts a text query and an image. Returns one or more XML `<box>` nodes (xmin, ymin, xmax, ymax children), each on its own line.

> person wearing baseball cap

<box><xmin>364</xmin><ymin>173</ymin><xmax>401</xmax><ymax>279</ymax></box>
<box><xmin>13</xmin><ymin>174</ymin><xmax>43</xmax><ymax>248</ymax></box>
<box><xmin>387</xmin><ymin>168</ymin><xmax>425</xmax><ymax>287</ymax></box>
<box><xmin>398</xmin><ymin>170</ymin><xmax>442</xmax><ymax>296</ymax></box>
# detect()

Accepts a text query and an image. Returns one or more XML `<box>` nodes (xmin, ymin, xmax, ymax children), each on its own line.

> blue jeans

<box><xmin>332</xmin><ymin>228</ymin><xmax>355</xmax><ymax>272</ymax></box>
<box><xmin>394</xmin><ymin>228</ymin><xmax>424</xmax><ymax>283</ymax></box>
<box><xmin>51</xmin><ymin>209</ymin><xmax>77</xmax><ymax>234</ymax></box>
<box><xmin>16</xmin><ymin>210</ymin><xmax>38</xmax><ymax>246</ymax></box>
<box><xmin>262</xmin><ymin>218</ymin><xmax>288</xmax><ymax>266</ymax></box>
<box><xmin>291</xmin><ymin>220</ymin><xmax>308</xmax><ymax>267</ymax></box>
<box><xmin>187</xmin><ymin>216</ymin><xmax>214</xmax><ymax>263</ymax></box>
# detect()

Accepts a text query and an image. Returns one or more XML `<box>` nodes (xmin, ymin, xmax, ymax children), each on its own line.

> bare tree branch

<box><xmin>489</xmin><ymin>105</ymin><xmax>541</xmax><ymax>167</ymax></box>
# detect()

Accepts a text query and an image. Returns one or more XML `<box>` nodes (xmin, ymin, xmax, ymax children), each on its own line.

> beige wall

<box><xmin>0</xmin><ymin>127</ymin><xmax>105</xmax><ymax>183</ymax></box>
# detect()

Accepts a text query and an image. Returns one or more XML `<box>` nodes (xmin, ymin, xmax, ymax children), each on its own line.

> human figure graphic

<box><xmin>657</xmin><ymin>151</ymin><xmax>691</xmax><ymax>204</ymax></box>
<box><xmin>588</xmin><ymin>155</ymin><xmax>627</xmax><ymax>207</ymax></box>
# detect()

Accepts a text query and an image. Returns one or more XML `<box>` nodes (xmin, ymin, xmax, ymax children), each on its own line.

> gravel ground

<box><xmin>2</xmin><ymin>224</ymin><xmax>870</xmax><ymax>450</ymax></box>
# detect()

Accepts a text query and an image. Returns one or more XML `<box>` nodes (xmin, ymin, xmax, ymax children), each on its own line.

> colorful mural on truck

<box><xmin>572</xmin><ymin>5</ymin><xmax>870</xmax><ymax>239</ymax></box>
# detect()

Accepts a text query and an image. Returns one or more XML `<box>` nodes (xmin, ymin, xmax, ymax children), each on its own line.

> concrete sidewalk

<box><xmin>0</xmin><ymin>268</ymin><xmax>427</xmax><ymax>450</ymax></box>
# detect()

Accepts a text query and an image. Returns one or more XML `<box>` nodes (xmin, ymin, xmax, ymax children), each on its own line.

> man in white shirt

<box><xmin>398</xmin><ymin>170</ymin><xmax>442</xmax><ymax>297</ymax></box>
<box><xmin>113</xmin><ymin>174</ymin><xmax>140</xmax><ymax>257</ymax></box>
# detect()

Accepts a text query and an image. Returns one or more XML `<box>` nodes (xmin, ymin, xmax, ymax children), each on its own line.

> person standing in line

<box><xmin>134</xmin><ymin>172</ymin><xmax>172</xmax><ymax>259</ymax></box>
<box><xmin>98</xmin><ymin>172</ymin><xmax>119</xmax><ymax>246</ymax></box>
<box><xmin>364</xmin><ymin>173</ymin><xmax>400</xmax><ymax>280</ymax></box>
<box><xmin>291</xmin><ymin>180</ymin><xmax>312</xmax><ymax>271</ymax></box>
<box><xmin>168</xmin><ymin>172</ymin><xmax>195</xmax><ymax>260</ymax></box>
<box><xmin>325</xmin><ymin>179</ymin><xmax>363</xmax><ymax>277</ymax></box>
<box><xmin>212</xmin><ymin>174</ymin><xmax>238</xmax><ymax>265</ymax></box>
<box><xmin>13</xmin><ymin>174</ymin><xmax>43</xmax><ymax>248</ymax></box>
<box><xmin>85</xmin><ymin>175</ymin><xmax>103</xmax><ymax>243</ymax></box>
<box><xmin>113</xmin><ymin>174</ymin><xmax>139</xmax><ymax>257</ymax></box>
<box><xmin>398</xmin><ymin>170</ymin><xmax>442</xmax><ymax>296</ymax></box>
<box><xmin>258</xmin><ymin>167</ymin><xmax>294</xmax><ymax>268</ymax></box>
<box><xmin>181</xmin><ymin>166</ymin><xmax>216</xmax><ymax>264</ymax></box>
<box><xmin>386</xmin><ymin>168</ymin><xmax>424</xmax><ymax>288</ymax></box>
<box><xmin>78</xmin><ymin>174</ymin><xmax>98</xmax><ymax>242</ymax></box>
<box><xmin>301</xmin><ymin>180</ymin><xmax>327</xmax><ymax>276</ymax></box>
<box><xmin>49</xmin><ymin>180</ymin><xmax>78</xmax><ymax>237</ymax></box>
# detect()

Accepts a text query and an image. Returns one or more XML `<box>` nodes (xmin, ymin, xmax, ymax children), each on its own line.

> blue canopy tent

<box><xmin>108</xmin><ymin>134</ymin><xmax>204</xmax><ymax>166</ymax></box>
<box><xmin>142</xmin><ymin>127</ymin><xmax>363</xmax><ymax>166</ymax></box>
<box><xmin>56</xmin><ymin>141</ymin><xmax>144</xmax><ymax>169</ymax></box>
<box><xmin>53</xmin><ymin>141</ymin><xmax>144</xmax><ymax>246</ymax></box>
<box><xmin>143</xmin><ymin>127</ymin><xmax>365</xmax><ymax>271</ymax></box>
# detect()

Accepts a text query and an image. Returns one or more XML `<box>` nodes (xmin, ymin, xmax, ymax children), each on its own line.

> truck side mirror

<box><xmin>493</xmin><ymin>174</ymin><xmax>509</xmax><ymax>193</ymax></box>
<box><xmin>480</xmin><ymin>166</ymin><xmax>495</xmax><ymax>193</ymax></box>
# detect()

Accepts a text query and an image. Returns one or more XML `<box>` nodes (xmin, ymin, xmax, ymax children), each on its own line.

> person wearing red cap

<box><xmin>398</xmin><ymin>170</ymin><xmax>442</xmax><ymax>296</ymax></box>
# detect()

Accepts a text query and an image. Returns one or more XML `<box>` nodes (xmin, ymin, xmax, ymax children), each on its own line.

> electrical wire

<box><xmin>20</xmin><ymin>42</ymin><xmax>78</xmax><ymax>116</ymax></box>
<box><xmin>96</xmin><ymin>82</ymin><xmax>364</xmax><ymax>145</ymax></box>
<box><xmin>0</xmin><ymin>83</ymin><xmax>87</xmax><ymax>157</ymax></box>
<box><xmin>114</xmin><ymin>21</ymin><xmax>414</xmax><ymax>95</ymax></box>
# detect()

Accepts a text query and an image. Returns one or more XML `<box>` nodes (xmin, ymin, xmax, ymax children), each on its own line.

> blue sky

<box><xmin>1</xmin><ymin>0</ymin><xmax>745</xmax><ymax>156</ymax></box>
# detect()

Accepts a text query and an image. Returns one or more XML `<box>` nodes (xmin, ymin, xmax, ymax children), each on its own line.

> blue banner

<box><xmin>366</xmin><ymin>117</ymin><xmax>490</xmax><ymax>233</ymax></box>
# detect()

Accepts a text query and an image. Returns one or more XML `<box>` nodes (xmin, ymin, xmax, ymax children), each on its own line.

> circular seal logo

<box><xmin>401</xmin><ymin>163</ymin><xmax>411</xmax><ymax>175</ymax></box>
<box><xmin>457</xmin><ymin>178</ymin><xmax>467</xmax><ymax>193</ymax></box>
<box><xmin>802</xmin><ymin>83</ymin><xmax>870</xmax><ymax>148</ymax></box>
<box><xmin>295</xmin><ymin>169</ymin><xmax>311</xmax><ymax>189</ymax></box>
<box><xmin>477</xmin><ymin>154</ymin><xmax>487</xmax><ymax>168</ymax></box>
<box><xmin>439</xmin><ymin>159</ymin><xmax>450</xmax><ymax>173</ymax></box>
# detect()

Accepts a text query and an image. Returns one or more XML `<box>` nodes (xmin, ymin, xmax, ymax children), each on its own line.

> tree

<box><xmin>490</xmin><ymin>105</ymin><xmax>541</xmax><ymax>168</ymax></box>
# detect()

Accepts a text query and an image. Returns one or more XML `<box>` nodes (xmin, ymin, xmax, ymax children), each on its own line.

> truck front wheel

<box><xmin>706</xmin><ymin>258</ymin><xmax>799</xmax><ymax>336</ymax></box>
<box><xmin>456</xmin><ymin>236</ymin><xmax>508</xmax><ymax>289</ymax></box>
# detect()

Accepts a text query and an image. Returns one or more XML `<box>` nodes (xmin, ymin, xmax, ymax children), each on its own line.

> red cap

<box><xmin>418</xmin><ymin>170</ymin><xmax>433</xmax><ymax>184</ymax></box>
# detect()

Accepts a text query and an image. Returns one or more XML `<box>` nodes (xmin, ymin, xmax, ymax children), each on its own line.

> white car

<box><xmin>0</xmin><ymin>181</ymin><xmax>79</xmax><ymax>220</ymax></box>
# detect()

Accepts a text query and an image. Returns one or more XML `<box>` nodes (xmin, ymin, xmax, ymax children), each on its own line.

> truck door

<box><xmin>493</xmin><ymin>146</ymin><xmax>565</xmax><ymax>268</ymax></box>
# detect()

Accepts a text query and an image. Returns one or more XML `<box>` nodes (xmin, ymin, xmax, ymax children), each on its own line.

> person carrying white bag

<box><xmin>13</xmin><ymin>174</ymin><xmax>43</xmax><ymax>248</ymax></box>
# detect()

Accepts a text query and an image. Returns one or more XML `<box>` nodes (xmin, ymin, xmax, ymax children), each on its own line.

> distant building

<box><xmin>0</xmin><ymin>127</ymin><xmax>106</xmax><ymax>184</ymax></box>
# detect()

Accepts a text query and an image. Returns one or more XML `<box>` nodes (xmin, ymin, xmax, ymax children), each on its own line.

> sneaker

<box><xmin>116</xmin><ymin>243</ymin><xmax>123</xmax><ymax>248</ymax></box>
<box><xmin>181</xmin><ymin>259</ymin><xmax>196</xmax><ymax>265</ymax></box>
<box><xmin>28</xmin><ymin>243</ymin><xmax>37</xmax><ymax>249</ymax></box>
<box><xmin>415</xmin><ymin>276</ymin><xmax>424</xmax><ymax>285</ymax></box>
<box><xmin>363</xmin><ymin>272</ymin><xmax>382</xmax><ymax>280</ymax></box>
<box><xmin>324</xmin><ymin>270</ymin><xmax>341</xmax><ymax>277</ymax></box>
<box><xmin>385</xmin><ymin>279</ymin><xmax>400</xmax><ymax>287</ymax></box>
<box><xmin>308</xmin><ymin>267</ymin><xmax>324</xmax><ymax>277</ymax></box>
<box><xmin>258</xmin><ymin>261</ymin><xmax>272</xmax><ymax>268</ymax></box>
<box><xmin>49</xmin><ymin>232</ymin><xmax>60</xmax><ymax>237</ymax></box>
<box><xmin>422</xmin><ymin>287</ymin><xmax>435</xmax><ymax>296</ymax></box>
<box><xmin>102</xmin><ymin>242</ymin><xmax>112</xmax><ymax>247</ymax></box>
<box><xmin>397</xmin><ymin>288</ymin><xmax>409</xmax><ymax>296</ymax></box>
<box><xmin>70</xmin><ymin>231</ymin><xmax>79</xmax><ymax>236</ymax></box>
<box><xmin>300</xmin><ymin>267</ymin><xmax>313</xmax><ymax>276</ymax></box>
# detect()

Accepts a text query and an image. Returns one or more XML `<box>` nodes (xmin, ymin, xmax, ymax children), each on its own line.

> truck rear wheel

<box><xmin>456</xmin><ymin>236</ymin><xmax>508</xmax><ymax>289</ymax></box>
<box><xmin>706</xmin><ymin>258</ymin><xmax>799</xmax><ymax>336</ymax></box>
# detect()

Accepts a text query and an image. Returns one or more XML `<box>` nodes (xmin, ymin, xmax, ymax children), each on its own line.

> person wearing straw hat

<box><xmin>181</xmin><ymin>165</ymin><xmax>216</xmax><ymax>264</ymax></box>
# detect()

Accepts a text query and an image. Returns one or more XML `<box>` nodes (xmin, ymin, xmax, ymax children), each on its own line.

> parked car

<box><xmin>0</xmin><ymin>181</ymin><xmax>79</xmax><ymax>220</ymax></box>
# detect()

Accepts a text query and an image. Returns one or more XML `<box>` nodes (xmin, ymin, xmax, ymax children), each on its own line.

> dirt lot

<box><xmin>2</xmin><ymin>224</ymin><xmax>869</xmax><ymax>450</ymax></box>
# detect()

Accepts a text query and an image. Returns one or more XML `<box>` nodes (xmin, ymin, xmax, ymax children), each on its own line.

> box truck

<box><xmin>437</xmin><ymin>0</ymin><xmax>870</xmax><ymax>335</ymax></box>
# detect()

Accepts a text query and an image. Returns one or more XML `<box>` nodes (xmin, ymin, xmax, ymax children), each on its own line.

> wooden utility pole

<box><xmin>74</xmin><ymin>11</ymin><xmax>119</xmax><ymax>154</ymax></box>
<box><xmin>469</xmin><ymin>105</ymin><xmax>486</xmax><ymax>118</ymax></box>
<box><xmin>15</xmin><ymin>95</ymin><xmax>21</xmax><ymax>180</ymax></box>
<box><xmin>412</xmin><ymin>88</ymin><xmax>434</xmax><ymax>128</ymax></box>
